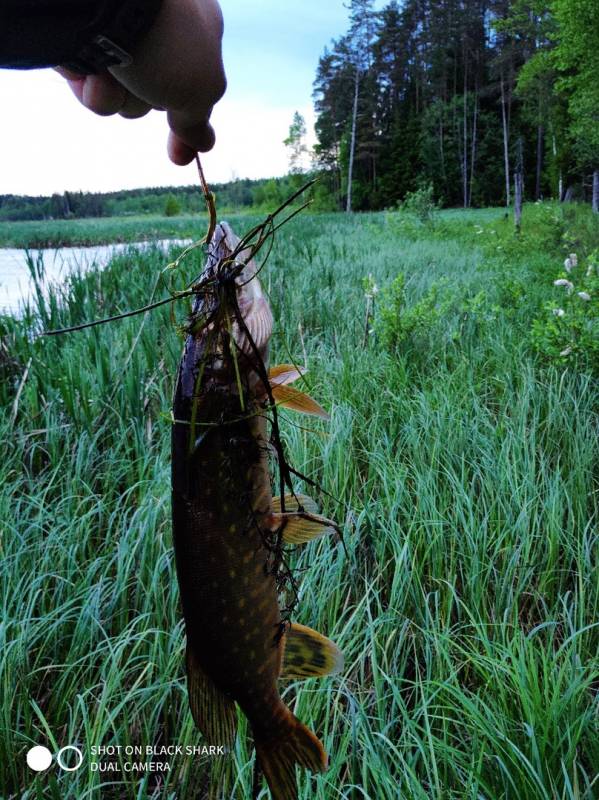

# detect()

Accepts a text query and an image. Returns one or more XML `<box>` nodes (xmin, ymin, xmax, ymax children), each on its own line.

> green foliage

<box><xmin>0</xmin><ymin>178</ymin><xmax>290</xmax><ymax>223</ymax></box>
<box><xmin>377</xmin><ymin>272</ymin><xmax>454</xmax><ymax>351</ymax></box>
<box><xmin>516</xmin><ymin>51</ymin><xmax>557</xmax><ymax>126</ymax></box>
<box><xmin>313</xmin><ymin>0</ymin><xmax>598</xmax><ymax>210</ymax></box>
<box><xmin>1</xmin><ymin>204</ymin><xmax>598</xmax><ymax>798</ymax></box>
<box><xmin>284</xmin><ymin>111</ymin><xmax>309</xmax><ymax>174</ymax></box>
<box><xmin>531</xmin><ymin>250</ymin><xmax>599</xmax><ymax>372</ymax></box>
<box><xmin>309</xmin><ymin>176</ymin><xmax>339</xmax><ymax>211</ymax></box>
<box><xmin>400</xmin><ymin>182</ymin><xmax>439</xmax><ymax>226</ymax></box>
<box><xmin>163</xmin><ymin>194</ymin><xmax>182</xmax><ymax>217</ymax></box>
<box><xmin>0</xmin><ymin>315</ymin><xmax>21</xmax><ymax>402</ymax></box>
<box><xmin>553</xmin><ymin>0</ymin><xmax>599</xmax><ymax>167</ymax></box>
<box><xmin>0</xmin><ymin>214</ymin><xmax>205</xmax><ymax>248</ymax></box>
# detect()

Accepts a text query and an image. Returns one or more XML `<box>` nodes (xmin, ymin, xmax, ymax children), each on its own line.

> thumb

<box><xmin>167</xmin><ymin>110</ymin><xmax>217</xmax><ymax>165</ymax></box>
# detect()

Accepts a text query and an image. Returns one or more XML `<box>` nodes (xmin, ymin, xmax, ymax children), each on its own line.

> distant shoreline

<box><xmin>0</xmin><ymin>213</ymin><xmax>265</xmax><ymax>250</ymax></box>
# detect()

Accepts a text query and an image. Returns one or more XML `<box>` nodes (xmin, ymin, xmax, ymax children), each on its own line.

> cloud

<box><xmin>0</xmin><ymin>0</ymin><xmax>348</xmax><ymax>194</ymax></box>
<box><xmin>203</xmin><ymin>101</ymin><xmax>316</xmax><ymax>183</ymax></box>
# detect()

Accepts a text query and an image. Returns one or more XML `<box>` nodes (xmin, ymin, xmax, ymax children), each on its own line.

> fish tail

<box><xmin>254</xmin><ymin>712</ymin><xmax>327</xmax><ymax>800</ymax></box>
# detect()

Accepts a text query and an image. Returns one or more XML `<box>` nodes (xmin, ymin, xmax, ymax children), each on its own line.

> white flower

<box><xmin>560</xmin><ymin>346</ymin><xmax>573</xmax><ymax>356</ymax></box>
<box><xmin>569</xmin><ymin>253</ymin><xmax>578</xmax><ymax>267</ymax></box>
<box><xmin>364</xmin><ymin>273</ymin><xmax>379</xmax><ymax>299</ymax></box>
<box><xmin>552</xmin><ymin>308</ymin><xmax>565</xmax><ymax>318</ymax></box>
<box><xmin>554</xmin><ymin>279</ymin><xmax>574</xmax><ymax>293</ymax></box>
<box><xmin>577</xmin><ymin>291</ymin><xmax>591</xmax><ymax>301</ymax></box>
<box><xmin>564</xmin><ymin>258</ymin><xmax>573</xmax><ymax>272</ymax></box>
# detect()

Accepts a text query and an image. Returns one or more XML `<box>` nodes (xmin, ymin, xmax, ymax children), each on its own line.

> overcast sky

<box><xmin>0</xmin><ymin>0</ymin><xmax>363</xmax><ymax>196</ymax></box>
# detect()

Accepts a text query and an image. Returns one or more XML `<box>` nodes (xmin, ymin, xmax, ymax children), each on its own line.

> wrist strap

<box><xmin>62</xmin><ymin>0</ymin><xmax>163</xmax><ymax>74</ymax></box>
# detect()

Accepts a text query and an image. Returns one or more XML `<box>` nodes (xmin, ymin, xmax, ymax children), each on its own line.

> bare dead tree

<box><xmin>514</xmin><ymin>137</ymin><xmax>524</xmax><ymax>233</ymax></box>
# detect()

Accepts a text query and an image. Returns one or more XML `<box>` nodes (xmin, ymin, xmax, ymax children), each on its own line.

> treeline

<box><xmin>313</xmin><ymin>0</ymin><xmax>599</xmax><ymax>211</ymax></box>
<box><xmin>0</xmin><ymin>177</ymin><xmax>301</xmax><ymax>222</ymax></box>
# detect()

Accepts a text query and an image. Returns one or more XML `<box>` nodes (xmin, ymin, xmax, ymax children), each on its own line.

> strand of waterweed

<box><xmin>41</xmin><ymin>177</ymin><xmax>315</xmax><ymax>341</ymax></box>
<box><xmin>40</xmin><ymin>291</ymin><xmax>196</xmax><ymax>337</ymax></box>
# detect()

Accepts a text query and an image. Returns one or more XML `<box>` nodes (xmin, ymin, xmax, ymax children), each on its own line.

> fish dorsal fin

<box><xmin>186</xmin><ymin>648</ymin><xmax>237</xmax><ymax>748</ymax></box>
<box><xmin>268</xmin><ymin>511</ymin><xmax>338</xmax><ymax>545</ymax></box>
<box><xmin>268</xmin><ymin>364</ymin><xmax>306</xmax><ymax>386</ymax></box>
<box><xmin>281</xmin><ymin>623</ymin><xmax>344</xmax><ymax>679</ymax></box>
<box><xmin>271</xmin><ymin>384</ymin><xmax>330</xmax><ymax>420</ymax></box>
<box><xmin>272</xmin><ymin>493</ymin><xmax>319</xmax><ymax>515</ymax></box>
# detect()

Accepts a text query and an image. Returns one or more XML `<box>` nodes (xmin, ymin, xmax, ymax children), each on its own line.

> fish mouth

<box><xmin>186</xmin><ymin>221</ymin><xmax>273</xmax><ymax>366</ymax></box>
<box><xmin>204</xmin><ymin>221</ymin><xmax>268</xmax><ymax>329</ymax></box>
<box><xmin>205</xmin><ymin>222</ymin><xmax>257</xmax><ymax>289</ymax></box>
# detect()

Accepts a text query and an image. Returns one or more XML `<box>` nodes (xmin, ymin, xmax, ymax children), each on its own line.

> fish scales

<box><xmin>173</xmin><ymin>396</ymin><xmax>283</xmax><ymax>730</ymax></box>
<box><xmin>172</xmin><ymin>221</ymin><xmax>340</xmax><ymax>799</ymax></box>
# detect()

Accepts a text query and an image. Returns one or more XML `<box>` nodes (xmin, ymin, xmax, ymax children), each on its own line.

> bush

<box><xmin>531</xmin><ymin>249</ymin><xmax>599</xmax><ymax>374</ymax></box>
<box><xmin>377</xmin><ymin>273</ymin><xmax>450</xmax><ymax>352</ymax></box>
<box><xmin>164</xmin><ymin>194</ymin><xmax>182</xmax><ymax>217</ymax></box>
<box><xmin>400</xmin><ymin>183</ymin><xmax>439</xmax><ymax>226</ymax></box>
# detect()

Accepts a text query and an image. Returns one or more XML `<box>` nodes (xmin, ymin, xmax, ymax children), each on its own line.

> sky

<box><xmin>0</xmin><ymin>0</ymin><xmax>365</xmax><ymax>196</ymax></box>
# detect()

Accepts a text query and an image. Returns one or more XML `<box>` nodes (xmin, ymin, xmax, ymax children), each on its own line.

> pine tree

<box><xmin>313</xmin><ymin>42</ymin><xmax>355</xmax><ymax>207</ymax></box>
<box><xmin>311</xmin><ymin>0</ymin><xmax>595</xmax><ymax>211</ymax></box>
<box><xmin>344</xmin><ymin>0</ymin><xmax>376</xmax><ymax>212</ymax></box>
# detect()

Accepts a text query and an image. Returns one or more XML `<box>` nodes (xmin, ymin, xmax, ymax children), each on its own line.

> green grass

<box><xmin>0</xmin><ymin>214</ymin><xmax>210</xmax><ymax>248</ymax></box>
<box><xmin>0</xmin><ymin>203</ymin><xmax>598</xmax><ymax>799</ymax></box>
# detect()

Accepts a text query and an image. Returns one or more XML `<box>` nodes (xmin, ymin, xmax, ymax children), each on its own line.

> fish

<box><xmin>171</xmin><ymin>221</ymin><xmax>343</xmax><ymax>799</ymax></box>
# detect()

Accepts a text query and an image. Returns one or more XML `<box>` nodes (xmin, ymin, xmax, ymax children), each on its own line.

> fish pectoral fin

<box><xmin>270</xmin><ymin>384</ymin><xmax>330</xmax><ymax>420</ymax></box>
<box><xmin>268</xmin><ymin>512</ymin><xmax>338</xmax><ymax>546</ymax></box>
<box><xmin>272</xmin><ymin>493</ymin><xmax>320</xmax><ymax>516</ymax></box>
<box><xmin>186</xmin><ymin>648</ymin><xmax>237</xmax><ymax>748</ymax></box>
<box><xmin>281</xmin><ymin>623</ymin><xmax>344</xmax><ymax>680</ymax></box>
<box><xmin>238</xmin><ymin>296</ymin><xmax>273</xmax><ymax>352</ymax></box>
<box><xmin>268</xmin><ymin>364</ymin><xmax>306</xmax><ymax>386</ymax></box>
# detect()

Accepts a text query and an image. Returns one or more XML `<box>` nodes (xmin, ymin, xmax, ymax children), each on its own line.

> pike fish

<box><xmin>172</xmin><ymin>222</ymin><xmax>343</xmax><ymax>799</ymax></box>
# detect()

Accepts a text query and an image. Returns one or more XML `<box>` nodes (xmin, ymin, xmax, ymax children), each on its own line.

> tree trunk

<box><xmin>439</xmin><ymin>114</ymin><xmax>446</xmax><ymax>184</ymax></box>
<box><xmin>593</xmin><ymin>170</ymin><xmax>599</xmax><ymax>214</ymax></box>
<box><xmin>500</xmin><ymin>76</ymin><xmax>510</xmax><ymax>209</ymax></box>
<box><xmin>514</xmin><ymin>171</ymin><xmax>523</xmax><ymax>232</ymax></box>
<box><xmin>346</xmin><ymin>68</ymin><xmax>360</xmax><ymax>214</ymax></box>
<box><xmin>535</xmin><ymin>124</ymin><xmax>544</xmax><ymax>200</ymax></box>
<box><xmin>469</xmin><ymin>92</ymin><xmax>478</xmax><ymax>208</ymax></box>
<box><xmin>462</xmin><ymin>90</ymin><xmax>468</xmax><ymax>208</ymax></box>
<box><xmin>552</xmin><ymin>133</ymin><xmax>563</xmax><ymax>200</ymax></box>
<box><xmin>514</xmin><ymin>138</ymin><xmax>524</xmax><ymax>233</ymax></box>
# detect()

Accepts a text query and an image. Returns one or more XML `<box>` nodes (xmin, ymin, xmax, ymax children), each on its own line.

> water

<box><xmin>0</xmin><ymin>240</ymin><xmax>191</xmax><ymax>315</ymax></box>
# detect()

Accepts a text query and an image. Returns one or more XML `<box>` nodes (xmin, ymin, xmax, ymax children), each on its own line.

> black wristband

<box><xmin>62</xmin><ymin>0</ymin><xmax>164</xmax><ymax>74</ymax></box>
<box><xmin>0</xmin><ymin>1</ymin><xmax>164</xmax><ymax>72</ymax></box>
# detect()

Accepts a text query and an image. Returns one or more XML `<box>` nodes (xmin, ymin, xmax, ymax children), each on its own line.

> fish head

<box><xmin>208</xmin><ymin>221</ymin><xmax>274</xmax><ymax>360</ymax></box>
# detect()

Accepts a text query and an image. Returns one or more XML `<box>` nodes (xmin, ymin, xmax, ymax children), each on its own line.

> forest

<box><xmin>2</xmin><ymin>0</ymin><xmax>597</xmax><ymax>222</ymax></box>
<box><xmin>312</xmin><ymin>0</ymin><xmax>599</xmax><ymax>211</ymax></box>
<box><xmin>0</xmin><ymin>178</ymin><xmax>271</xmax><ymax>222</ymax></box>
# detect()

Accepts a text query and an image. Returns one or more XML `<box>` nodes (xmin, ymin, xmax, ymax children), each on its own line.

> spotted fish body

<box><xmin>172</xmin><ymin>222</ymin><xmax>342</xmax><ymax>799</ymax></box>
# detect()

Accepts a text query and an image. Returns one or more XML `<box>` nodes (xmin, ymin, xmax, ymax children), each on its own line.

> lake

<box><xmin>0</xmin><ymin>240</ymin><xmax>191</xmax><ymax>315</ymax></box>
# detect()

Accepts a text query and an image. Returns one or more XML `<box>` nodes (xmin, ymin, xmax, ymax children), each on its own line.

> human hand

<box><xmin>56</xmin><ymin>0</ymin><xmax>226</xmax><ymax>165</ymax></box>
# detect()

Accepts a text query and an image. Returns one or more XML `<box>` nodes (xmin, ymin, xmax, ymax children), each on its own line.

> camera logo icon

<box><xmin>26</xmin><ymin>745</ymin><xmax>84</xmax><ymax>772</ymax></box>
